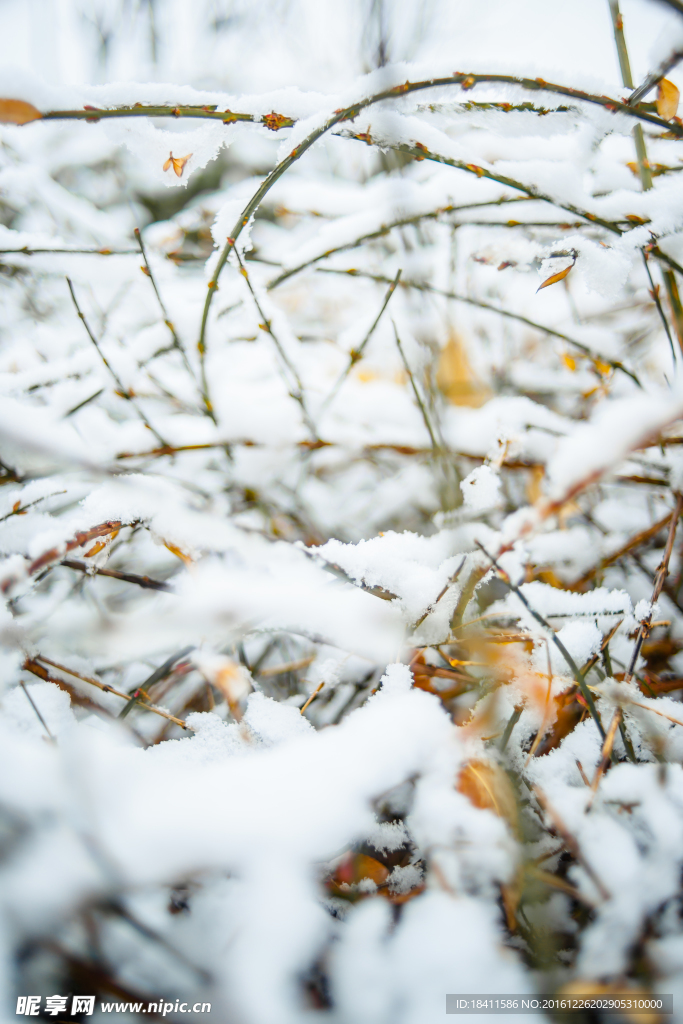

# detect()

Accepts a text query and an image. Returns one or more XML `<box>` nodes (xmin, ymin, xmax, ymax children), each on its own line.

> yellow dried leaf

<box><xmin>436</xmin><ymin>335</ymin><xmax>491</xmax><ymax>407</ymax></box>
<box><xmin>561</xmin><ymin>352</ymin><xmax>577</xmax><ymax>371</ymax></box>
<box><xmin>356</xmin><ymin>368</ymin><xmax>380</xmax><ymax>383</ymax></box>
<box><xmin>501</xmin><ymin>871</ymin><xmax>522</xmax><ymax>931</ymax></box>
<box><xmin>354</xmin><ymin>853</ymin><xmax>390</xmax><ymax>886</ymax></box>
<box><xmin>457</xmin><ymin>759</ymin><xmax>519</xmax><ymax>835</ymax></box>
<box><xmin>194</xmin><ymin>654</ymin><xmax>252</xmax><ymax>719</ymax></box>
<box><xmin>593</xmin><ymin>357</ymin><xmax>612</xmax><ymax>377</ymax></box>
<box><xmin>84</xmin><ymin>540</ymin><xmax>107</xmax><ymax>558</ymax></box>
<box><xmin>657</xmin><ymin>78</ymin><xmax>680</xmax><ymax>121</ymax></box>
<box><xmin>163</xmin><ymin>151</ymin><xmax>192</xmax><ymax>178</ymax></box>
<box><xmin>164</xmin><ymin>541</ymin><xmax>193</xmax><ymax>566</ymax></box>
<box><xmin>213</xmin><ymin>661</ymin><xmax>251</xmax><ymax>706</ymax></box>
<box><xmin>526</xmin><ymin>465</ymin><xmax>545</xmax><ymax>504</ymax></box>
<box><xmin>537</xmin><ymin>264</ymin><xmax>573</xmax><ymax>292</ymax></box>
<box><xmin>0</xmin><ymin>98</ymin><xmax>42</xmax><ymax>125</ymax></box>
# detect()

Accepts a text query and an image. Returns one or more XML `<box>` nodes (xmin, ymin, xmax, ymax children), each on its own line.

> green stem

<box><xmin>321</xmin><ymin>269</ymin><xmax>402</xmax><ymax>412</ymax></box>
<box><xmin>610</xmin><ymin>1</ymin><xmax>683</xmax><ymax>358</ymax></box>
<box><xmin>393</xmin><ymin>322</ymin><xmax>440</xmax><ymax>452</ymax></box>
<box><xmin>134</xmin><ymin>228</ymin><xmax>193</xmax><ymax>378</ymax></box>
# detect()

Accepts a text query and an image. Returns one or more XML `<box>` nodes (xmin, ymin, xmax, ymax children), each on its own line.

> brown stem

<box><xmin>61</xmin><ymin>558</ymin><xmax>171</xmax><ymax>592</ymax></box>
<box><xmin>533</xmin><ymin>785</ymin><xmax>610</xmax><ymax>900</ymax></box>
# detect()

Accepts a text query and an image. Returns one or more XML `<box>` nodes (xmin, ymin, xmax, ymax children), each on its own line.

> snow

<box><xmin>461</xmin><ymin>465</ymin><xmax>502</xmax><ymax>510</ymax></box>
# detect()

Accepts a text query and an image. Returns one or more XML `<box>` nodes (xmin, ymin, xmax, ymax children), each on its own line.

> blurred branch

<box><xmin>61</xmin><ymin>558</ymin><xmax>172</xmax><ymax>592</ymax></box>
<box><xmin>233</xmin><ymin>249</ymin><xmax>317</xmax><ymax>439</ymax></box>
<box><xmin>318</xmin><ymin>268</ymin><xmax>641</xmax><ymax>384</ymax></box>
<box><xmin>134</xmin><ymin>228</ymin><xmax>193</xmax><ymax>376</ymax></box>
<box><xmin>66</xmin><ymin>278</ymin><xmax>168</xmax><ymax>446</ymax></box>
<box><xmin>629</xmin><ymin>50</ymin><xmax>683</xmax><ymax>106</ymax></box>
<box><xmin>393</xmin><ymin>321</ymin><xmax>440</xmax><ymax>452</ymax></box>
<box><xmin>321</xmin><ymin>269</ymin><xmax>402</xmax><ymax>413</ymax></box>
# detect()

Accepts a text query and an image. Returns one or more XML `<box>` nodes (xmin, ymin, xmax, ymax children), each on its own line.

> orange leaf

<box><xmin>164</xmin><ymin>541</ymin><xmax>193</xmax><ymax>566</ymax></box>
<box><xmin>537</xmin><ymin>263</ymin><xmax>573</xmax><ymax>292</ymax></box>
<box><xmin>593</xmin><ymin>357</ymin><xmax>612</xmax><ymax>377</ymax></box>
<box><xmin>657</xmin><ymin>78</ymin><xmax>680</xmax><ymax>121</ymax></box>
<box><xmin>84</xmin><ymin>540</ymin><xmax>107</xmax><ymax>558</ymax></box>
<box><xmin>331</xmin><ymin>852</ymin><xmax>389</xmax><ymax>889</ymax></box>
<box><xmin>561</xmin><ymin>352</ymin><xmax>577</xmax><ymax>371</ymax></box>
<box><xmin>457</xmin><ymin>759</ymin><xmax>519</xmax><ymax>835</ymax></box>
<box><xmin>0</xmin><ymin>98</ymin><xmax>42</xmax><ymax>125</ymax></box>
<box><xmin>163</xmin><ymin>151</ymin><xmax>192</xmax><ymax>178</ymax></box>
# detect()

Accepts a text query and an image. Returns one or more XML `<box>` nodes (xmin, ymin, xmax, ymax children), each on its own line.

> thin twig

<box><xmin>0</xmin><ymin>490</ymin><xmax>66</xmax><ymax>523</ymax></box>
<box><xmin>321</xmin><ymin>269</ymin><xmax>402</xmax><ymax>413</ymax></box>
<box><xmin>412</xmin><ymin>555</ymin><xmax>467</xmax><ymax>630</ymax></box>
<box><xmin>134</xmin><ymin>228</ymin><xmax>193</xmax><ymax>376</ymax></box>
<box><xmin>267</xmin><ymin>201</ymin><xmax>532</xmax><ymax>290</ymax></box>
<box><xmin>642</xmin><ymin>251</ymin><xmax>677</xmax><ymax>365</ymax></box>
<box><xmin>475</xmin><ymin>540</ymin><xmax>606</xmax><ymax>740</ymax></box>
<box><xmin>19</xmin><ymin>680</ymin><xmax>54</xmax><ymax>741</ymax></box>
<box><xmin>393</xmin><ymin>322</ymin><xmax>439</xmax><ymax>451</ymax></box>
<box><xmin>233</xmin><ymin>249</ymin><xmax>317</xmax><ymax>439</ymax></box>
<box><xmin>61</xmin><ymin>558</ymin><xmax>172</xmax><ymax>592</ymax></box>
<box><xmin>300</xmin><ymin>682</ymin><xmax>324</xmax><ymax>715</ymax></box>
<box><xmin>533</xmin><ymin>785</ymin><xmax>610</xmax><ymax>900</ymax></box>
<box><xmin>0</xmin><ymin>247</ymin><xmax>137</xmax><ymax>256</ymax></box>
<box><xmin>119</xmin><ymin>646</ymin><xmax>195</xmax><ymax>719</ymax></box>
<box><xmin>499</xmin><ymin>704</ymin><xmax>524</xmax><ymax>752</ymax></box>
<box><xmin>609</xmin><ymin>4</ymin><xmax>683</xmax><ymax>355</ymax></box>
<box><xmin>629</xmin><ymin>49</ymin><xmax>683</xmax><ymax>106</ymax></box>
<box><xmin>29</xmin><ymin>655</ymin><xmax>188</xmax><ymax>730</ymax></box>
<box><xmin>625</xmin><ymin>492</ymin><xmax>683</xmax><ymax>684</ymax></box>
<box><xmin>66</xmin><ymin>278</ymin><xmax>167</xmax><ymax>446</ymax></box>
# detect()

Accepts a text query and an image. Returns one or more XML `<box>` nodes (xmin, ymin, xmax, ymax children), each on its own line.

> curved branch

<box><xmin>344</xmin><ymin>134</ymin><xmax>683</xmax><ymax>281</ymax></box>
<box><xmin>346</xmin><ymin>135</ymin><xmax>623</xmax><ymax>234</ymax></box>
<box><xmin>650</xmin><ymin>0</ymin><xmax>683</xmax><ymax>17</ymax></box>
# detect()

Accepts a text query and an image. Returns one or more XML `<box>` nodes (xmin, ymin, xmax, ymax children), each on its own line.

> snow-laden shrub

<box><xmin>3</xmin><ymin>1</ymin><xmax>683</xmax><ymax>1021</ymax></box>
